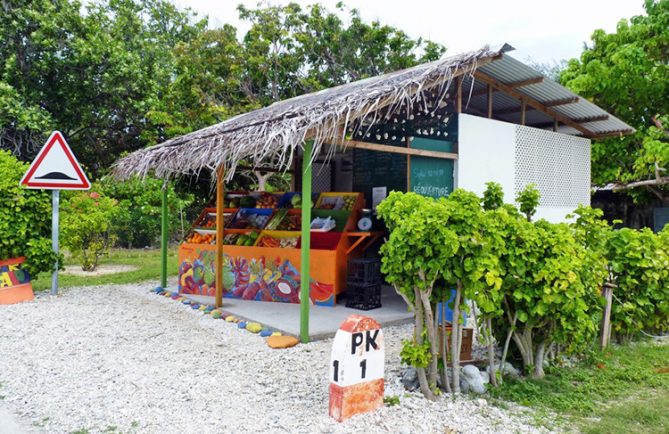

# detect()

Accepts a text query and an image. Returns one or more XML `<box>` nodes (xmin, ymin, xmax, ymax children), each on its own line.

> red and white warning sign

<box><xmin>329</xmin><ymin>314</ymin><xmax>385</xmax><ymax>422</ymax></box>
<box><xmin>20</xmin><ymin>131</ymin><xmax>90</xmax><ymax>190</ymax></box>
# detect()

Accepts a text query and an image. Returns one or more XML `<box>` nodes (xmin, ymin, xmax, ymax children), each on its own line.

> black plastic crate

<box><xmin>347</xmin><ymin>257</ymin><xmax>382</xmax><ymax>285</ymax></box>
<box><xmin>345</xmin><ymin>283</ymin><xmax>382</xmax><ymax>311</ymax></box>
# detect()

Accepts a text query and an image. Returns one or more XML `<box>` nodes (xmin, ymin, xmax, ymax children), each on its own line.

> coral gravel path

<box><xmin>0</xmin><ymin>283</ymin><xmax>551</xmax><ymax>434</ymax></box>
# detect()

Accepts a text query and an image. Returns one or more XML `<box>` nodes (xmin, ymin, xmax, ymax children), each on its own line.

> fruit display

<box><xmin>257</xmin><ymin>234</ymin><xmax>299</xmax><ymax>248</ymax></box>
<box><xmin>224</xmin><ymin>195</ymin><xmax>256</xmax><ymax>209</ymax></box>
<box><xmin>317</xmin><ymin>194</ymin><xmax>358</xmax><ymax>210</ymax></box>
<box><xmin>281</xmin><ymin>193</ymin><xmax>302</xmax><ymax>209</ymax></box>
<box><xmin>186</xmin><ymin>232</ymin><xmax>215</xmax><ymax>244</ymax></box>
<box><xmin>198</xmin><ymin>216</ymin><xmax>216</xmax><ymax>229</ymax></box>
<box><xmin>233</xmin><ymin>232</ymin><xmax>259</xmax><ymax>246</ymax></box>
<box><xmin>342</xmin><ymin>195</ymin><xmax>356</xmax><ymax>211</ymax></box>
<box><xmin>223</xmin><ymin>233</ymin><xmax>240</xmax><ymax>244</ymax></box>
<box><xmin>277</xmin><ymin>213</ymin><xmax>300</xmax><ymax>231</ymax></box>
<box><xmin>256</xmin><ymin>192</ymin><xmax>279</xmax><ymax>208</ymax></box>
<box><xmin>229</xmin><ymin>210</ymin><xmax>272</xmax><ymax>229</ymax></box>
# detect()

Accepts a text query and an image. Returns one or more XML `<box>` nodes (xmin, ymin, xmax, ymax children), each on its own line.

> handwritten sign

<box><xmin>329</xmin><ymin>314</ymin><xmax>384</xmax><ymax>422</ymax></box>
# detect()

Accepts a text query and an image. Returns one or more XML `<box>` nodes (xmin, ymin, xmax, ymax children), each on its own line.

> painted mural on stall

<box><xmin>178</xmin><ymin>249</ymin><xmax>335</xmax><ymax>306</ymax></box>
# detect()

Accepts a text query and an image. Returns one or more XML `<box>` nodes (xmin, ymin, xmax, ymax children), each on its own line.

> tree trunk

<box><xmin>419</xmin><ymin>289</ymin><xmax>438</xmax><ymax>391</ymax></box>
<box><xmin>440</xmin><ymin>298</ymin><xmax>452</xmax><ymax>394</ymax></box>
<box><xmin>499</xmin><ymin>311</ymin><xmax>517</xmax><ymax>384</ymax></box>
<box><xmin>533</xmin><ymin>341</ymin><xmax>547</xmax><ymax>379</ymax></box>
<box><xmin>485</xmin><ymin>317</ymin><xmax>498</xmax><ymax>386</ymax></box>
<box><xmin>451</xmin><ymin>282</ymin><xmax>462</xmax><ymax>393</ymax></box>
<box><xmin>414</xmin><ymin>288</ymin><xmax>436</xmax><ymax>400</ymax></box>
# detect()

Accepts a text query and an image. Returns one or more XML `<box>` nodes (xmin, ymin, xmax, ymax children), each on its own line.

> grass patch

<box><xmin>490</xmin><ymin>341</ymin><xmax>669</xmax><ymax>433</ymax></box>
<box><xmin>31</xmin><ymin>248</ymin><xmax>179</xmax><ymax>291</ymax></box>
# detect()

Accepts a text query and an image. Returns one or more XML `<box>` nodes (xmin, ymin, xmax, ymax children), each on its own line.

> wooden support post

<box><xmin>300</xmin><ymin>141</ymin><xmax>313</xmax><ymax>343</ymax></box>
<box><xmin>520</xmin><ymin>100</ymin><xmax>526</xmax><ymax>126</ymax></box>
<box><xmin>215</xmin><ymin>166</ymin><xmax>225</xmax><ymax>308</ymax></box>
<box><xmin>553</xmin><ymin>119</ymin><xmax>559</xmax><ymax>132</ymax></box>
<box><xmin>455</xmin><ymin>77</ymin><xmax>462</xmax><ymax>113</ymax></box>
<box><xmin>160</xmin><ymin>181</ymin><xmax>168</xmax><ymax>289</ymax></box>
<box><xmin>601</xmin><ymin>286</ymin><xmax>613</xmax><ymax>349</ymax></box>
<box><xmin>487</xmin><ymin>84</ymin><xmax>493</xmax><ymax>118</ymax></box>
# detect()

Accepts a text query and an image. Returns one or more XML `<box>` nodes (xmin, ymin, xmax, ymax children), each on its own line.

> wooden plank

<box><xmin>473</xmin><ymin>70</ymin><xmax>596</xmax><ymax>137</ymax></box>
<box><xmin>554</xmin><ymin>119</ymin><xmax>559</xmax><ymax>132</ymax></box>
<box><xmin>341</xmin><ymin>139</ymin><xmax>458</xmax><ymax>160</ymax></box>
<box><xmin>496</xmin><ymin>105</ymin><xmax>535</xmax><ymax>116</ymax></box>
<box><xmin>592</xmin><ymin>129</ymin><xmax>635</xmax><ymax>139</ymax></box>
<box><xmin>507</xmin><ymin>76</ymin><xmax>544</xmax><ymax>88</ymax></box>
<box><xmin>215</xmin><ymin>165</ymin><xmax>225</xmax><ymax>308</ymax></box>
<box><xmin>520</xmin><ymin>100</ymin><xmax>527</xmax><ymax>125</ymax></box>
<box><xmin>456</xmin><ymin>77</ymin><xmax>462</xmax><ymax>113</ymax></box>
<box><xmin>601</xmin><ymin>286</ymin><xmax>613</xmax><ymax>349</ymax></box>
<box><xmin>487</xmin><ymin>84</ymin><xmax>493</xmax><ymax>118</ymax></box>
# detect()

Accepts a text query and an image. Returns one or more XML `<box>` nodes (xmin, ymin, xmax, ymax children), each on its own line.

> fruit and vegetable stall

<box><xmin>178</xmin><ymin>191</ymin><xmax>376</xmax><ymax>306</ymax></box>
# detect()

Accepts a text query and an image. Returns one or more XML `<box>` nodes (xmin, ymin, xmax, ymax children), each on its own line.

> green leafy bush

<box><xmin>61</xmin><ymin>188</ymin><xmax>117</xmax><ymax>271</ymax></box>
<box><xmin>99</xmin><ymin>176</ymin><xmax>193</xmax><ymax>248</ymax></box>
<box><xmin>0</xmin><ymin>150</ymin><xmax>60</xmax><ymax>276</ymax></box>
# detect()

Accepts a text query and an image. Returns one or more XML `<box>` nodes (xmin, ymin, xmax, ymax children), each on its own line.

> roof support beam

<box><xmin>487</xmin><ymin>84</ymin><xmax>493</xmax><ymax>118</ymax></box>
<box><xmin>341</xmin><ymin>139</ymin><xmax>458</xmax><ymax>160</ymax></box>
<box><xmin>572</xmin><ymin>114</ymin><xmax>609</xmax><ymax>123</ymax></box>
<box><xmin>544</xmin><ymin>96</ymin><xmax>579</xmax><ymax>107</ymax></box>
<box><xmin>473</xmin><ymin>70</ymin><xmax>596</xmax><ymax>137</ymax></box>
<box><xmin>520</xmin><ymin>100</ymin><xmax>527</xmax><ymax>125</ymax></box>
<box><xmin>507</xmin><ymin>76</ymin><xmax>544</xmax><ymax>88</ymax></box>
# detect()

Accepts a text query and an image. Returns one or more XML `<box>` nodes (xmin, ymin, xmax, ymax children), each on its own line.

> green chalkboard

<box><xmin>409</xmin><ymin>137</ymin><xmax>454</xmax><ymax>198</ymax></box>
<box><xmin>352</xmin><ymin>149</ymin><xmax>407</xmax><ymax>208</ymax></box>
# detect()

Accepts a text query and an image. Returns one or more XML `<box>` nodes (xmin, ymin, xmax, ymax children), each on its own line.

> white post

<box><xmin>51</xmin><ymin>189</ymin><xmax>59</xmax><ymax>296</ymax></box>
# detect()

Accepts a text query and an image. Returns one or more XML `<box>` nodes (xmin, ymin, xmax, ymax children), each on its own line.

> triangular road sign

<box><xmin>20</xmin><ymin>131</ymin><xmax>90</xmax><ymax>190</ymax></box>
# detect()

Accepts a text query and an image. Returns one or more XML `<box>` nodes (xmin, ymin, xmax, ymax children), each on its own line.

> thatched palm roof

<box><xmin>112</xmin><ymin>45</ymin><xmax>506</xmax><ymax>181</ymax></box>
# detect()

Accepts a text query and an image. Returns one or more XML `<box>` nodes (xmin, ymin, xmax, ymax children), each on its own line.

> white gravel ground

<box><xmin>0</xmin><ymin>283</ymin><xmax>553</xmax><ymax>434</ymax></box>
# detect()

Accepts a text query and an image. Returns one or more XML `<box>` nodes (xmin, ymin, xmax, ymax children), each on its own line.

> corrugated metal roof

<box><xmin>474</xmin><ymin>53</ymin><xmax>634</xmax><ymax>138</ymax></box>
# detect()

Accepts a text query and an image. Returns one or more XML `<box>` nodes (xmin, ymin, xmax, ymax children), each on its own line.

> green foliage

<box><xmin>0</xmin><ymin>150</ymin><xmax>59</xmax><ymax>275</ymax></box>
<box><xmin>561</xmin><ymin>0</ymin><xmax>669</xmax><ymax>201</ymax></box>
<box><xmin>400</xmin><ymin>339</ymin><xmax>432</xmax><ymax>369</ymax></box>
<box><xmin>606</xmin><ymin>227</ymin><xmax>669</xmax><ymax>338</ymax></box>
<box><xmin>99</xmin><ymin>177</ymin><xmax>194</xmax><ymax>248</ymax></box>
<box><xmin>1</xmin><ymin>0</ymin><xmax>445</xmax><ymax>171</ymax></box>
<box><xmin>482</xmin><ymin>181</ymin><xmax>504</xmax><ymax>211</ymax></box>
<box><xmin>570</xmin><ymin>205</ymin><xmax>669</xmax><ymax>340</ymax></box>
<box><xmin>515</xmin><ymin>184</ymin><xmax>540</xmax><ymax>221</ymax></box>
<box><xmin>383</xmin><ymin>395</ymin><xmax>400</xmax><ymax>406</ymax></box>
<box><xmin>61</xmin><ymin>188</ymin><xmax>117</xmax><ymax>271</ymax></box>
<box><xmin>490</xmin><ymin>341</ymin><xmax>669</xmax><ymax>433</ymax></box>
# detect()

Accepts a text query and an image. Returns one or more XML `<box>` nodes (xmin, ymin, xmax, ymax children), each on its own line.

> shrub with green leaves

<box><xmin>0</xmin><ymin>150</ymin><xmax>60</xmax><ymax>276</ymax></box>
<box><xmin>61</xmin><ymin>188</ymin><xmax>117</xmax><ymax>271</ymax></box>
<box><xmin>99</xmin><ymin>176</ymin><xmax>193</xmax><ymax>248</ymax></box>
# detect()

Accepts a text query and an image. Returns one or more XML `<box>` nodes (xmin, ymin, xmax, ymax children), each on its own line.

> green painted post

<box><xmin>160</xmin><ymin>182</ymin><xmax>168</xmax><ymax>289</ymax></box>
<box><xmin>300</xmin><ymin>141</ymin><xmax>313</xmax><ymax>343</ymax></box>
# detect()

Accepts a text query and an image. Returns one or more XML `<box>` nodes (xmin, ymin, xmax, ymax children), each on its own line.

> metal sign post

<box><xmin>19</xmin><ymin>131</ymin><xmax>90</xmax><ymax>297</ymax></box>
<box><xmin>51</xmin><ymin>190</ymin><xmax>60</xmax><ymax>296</ymax></box>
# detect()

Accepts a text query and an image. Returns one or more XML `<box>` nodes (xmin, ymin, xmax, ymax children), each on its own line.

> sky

<box><xmin>172</xmin><ymin>0</ymin><xmax>645</xmax><ymax>64</ymax></box>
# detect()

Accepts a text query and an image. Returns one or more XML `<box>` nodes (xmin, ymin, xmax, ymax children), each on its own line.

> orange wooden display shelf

<box><xmin>177</xmin><ymin>192</ymin><xmax>369</xmax><ymax>306</ymax></box>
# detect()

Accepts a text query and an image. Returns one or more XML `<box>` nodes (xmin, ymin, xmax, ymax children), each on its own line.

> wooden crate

<box><xmin>438</xmin><ymin>326</ymin><xmax>473</xmax><ymax>362</ymax></box>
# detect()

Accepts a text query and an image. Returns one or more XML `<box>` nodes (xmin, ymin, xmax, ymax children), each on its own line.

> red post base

<box><xmin>329</xmin><ymin>378</ymin><xmax>384</xmax><ymax>422</ymax></box>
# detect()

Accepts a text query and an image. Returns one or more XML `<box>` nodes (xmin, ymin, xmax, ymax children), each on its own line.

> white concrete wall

<box><xmin>456</xmin><ymin>114</ymin><xmax>516</xmax><ymax>198</ymax></box>
<box><xmin>457</xmin><ymin>114</ymin><xmax>591</xmax><ymax>223</ymax></box>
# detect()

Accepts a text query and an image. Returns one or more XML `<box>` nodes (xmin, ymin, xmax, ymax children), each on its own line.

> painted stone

<box><xmin>211</xmin><ymin>310</ymin><xmax>222</xmax><ymax>319</ymax></box>
<box><xmin>182</xmin><ymin>299</ymin><xmax>191</xmax><ymax>305</ymax></box>
<box><xmin>271</xmin><ymin>332</ymin><xmax>282</xmax><ymax>337</ymax></box>
<box><xmin>164</xmin><ymin>292</ymin><xmax>172</xmax><ymax>297</ymax></box>
<box><xmin>246</xmin><ymin>322</ymin><xmax>262</xmax><ymax>333</ymax></box>
<box><xmin>191</xmin><ymin>303</ymin><xmax>200</xmax><ymax>309</ymax></box>
<box><xmin>329</xmin><ymin>314</ymin><xmax>385</xmax><ymax>422</ymax></box>
<box><xmin>259</xmin><ymin>329</ymin><xmax>272</xmax><ymax>337</ymax></box>
<box><xmin>237</xmin><ymin>321</ymin><xmax>247</xmax><ymax>329</ymax></box>
<box><xmin>198</xmin><ymin>305</ymin><xmax>208</xmax><ymax>311</ymax></box>
<box><xmin>266</xmin><ymin>335</ymin><xmax>299</xmax><ymax>349</ymax></box>
<box><xmin>171</xmin><ymin>295</ymin><xmax>180</xmax><ymax>300</ymax></box>
<box><xmin>153</xmin><ymin>287</ymin><xmax>163</xmax><ymax>293</ymax></box>
<box><xmin>225</xmin><ymin>316</ymin><xmax>237</xmax><ymax>322</ymax></box>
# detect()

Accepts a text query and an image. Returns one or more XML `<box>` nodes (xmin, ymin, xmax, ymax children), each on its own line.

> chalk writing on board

<box><xmin>412</xmin><ymin>185</ymin><xmax>450</xmax><ymax>197</ymax></box>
